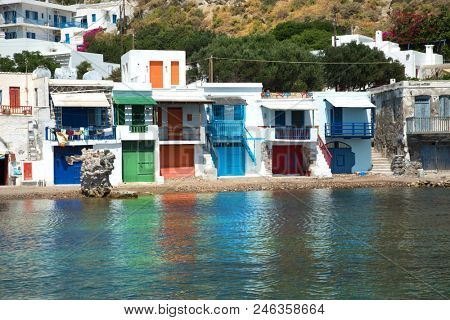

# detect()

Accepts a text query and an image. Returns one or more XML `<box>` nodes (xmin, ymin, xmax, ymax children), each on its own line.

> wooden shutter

<box><xmin>171</xmin><ymin>61</ymin><xmax>179</xmax><ymax>85</ymax></box>
<box><xmin>9</xmin><ymin>87</ymin><xmax>20</xmax><ymax>107</ymax></box>
<box><xmin>149</xmin><ymin>61</ymin><xmax>163</xmax><ymax>88</ymax></box>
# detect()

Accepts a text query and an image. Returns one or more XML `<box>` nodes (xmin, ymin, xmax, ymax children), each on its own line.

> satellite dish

<box><xmin>32</xmin><ymin>66</ymin><xmax>51</xmax><ymax>79</ymax></box>
<box><xmin>54</xmin><ymin>66</ymin><xmax>76</xmax><ymax>79</ymax></box>
<box><xmin>82</xmin><ymin>70</ymin><xmax>102</xmax><ymax>80</ymax></box>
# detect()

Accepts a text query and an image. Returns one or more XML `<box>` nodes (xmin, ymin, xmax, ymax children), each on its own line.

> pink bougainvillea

<box><xmin>77</xmin><ymin>28</ymin><xmax>103</xmax><ymax>52</ymax></box>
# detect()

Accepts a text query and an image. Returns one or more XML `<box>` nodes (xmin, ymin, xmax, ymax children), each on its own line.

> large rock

<box><xmin>67</xmin><ymin>149</ymin><xmax>115</xmax><ymax>197</ymax></box>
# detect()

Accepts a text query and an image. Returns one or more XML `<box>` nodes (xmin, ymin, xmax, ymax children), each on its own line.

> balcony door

<box><xmin>415</xmin><ymin>96</ymin><xmax>430</xmax><ymax>132</ymax></box>
<box><xmin>292</xmin><ymin>110</ymin><xmax>305</xmax><ymax>128</ymax></box>
<box><xmin>167</xmin><ymin>107</ymin><xmax>183</xmax><ymax>140</ymax></box>
<box><xmin>9</xmin><ymin>87</ymin><xmax>20</xmax><ymax>107</ymax></box>
<box><xmin>331</xmin><ymin>107</ymin><xmax>343</xmax><ymax>135</ymax></box>
<box><xmin>275</xmin><ymin>111</ymin><xmax>285</xmax><ymax>127</ymax></box>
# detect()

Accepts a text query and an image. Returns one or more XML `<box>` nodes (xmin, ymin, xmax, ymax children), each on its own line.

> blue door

<box><xmin>328</xmin><ymin>144</ymin><xmax>355</xmax><ymax>174</ymax></box>
<box><xmin>215</xmin><ymin>142</ymin><xmax>245</xmax><ymax>176</ymax></box>
<box><xmin>54</xmin><ymin>146</ymin><xmax>91</xmax><ymax>184</ymax></box>
<box><xmin>275</xmin><ymin>111</ymin><xmax>286</xmax><ymax>127</ymax></box>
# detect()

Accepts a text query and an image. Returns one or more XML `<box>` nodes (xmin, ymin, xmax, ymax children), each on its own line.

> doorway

<box><xmin>0</xmin><ymin>154</ymin><xmax>8</xmax><ymax>185</ymax></box>
<box><xmin>167</xmin><ymin>107</ymin><xmax>183</xmax><ymax>140</ymax></box>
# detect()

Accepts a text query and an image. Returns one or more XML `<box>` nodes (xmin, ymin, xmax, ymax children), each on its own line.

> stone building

<box><xmin>370</xmin><ymin>81</ymin><xmax>450</xmax><ymax>171</ymax></box>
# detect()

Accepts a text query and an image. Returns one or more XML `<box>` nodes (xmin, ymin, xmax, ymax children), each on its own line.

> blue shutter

<box><xmin>233</xmin><ymin>105</ymin><xmax>245</xmax><ymax>120</ymax></box>
<box><xmin>92</xmin><ymin>14</ymin><xmax>96</xmax><ymax>22</ymax></box>
<box><xmin>414</xmin><ymin>96</ymin><xmax>430</xmax><ymax>118</ymax></box>
<box><xmin>112</xmin><ymin>14</ymin><xmax>117</xmax><ymax>23</ymax></box>
<box><xmin>439</xmin><ymin>96</ymin><xmax>450</xmax><ymax>117</ymax></box>
<box><xmin>213</xmin><ymin>105</ymin><xmax>224</xmax><ymax>121</ymax></box>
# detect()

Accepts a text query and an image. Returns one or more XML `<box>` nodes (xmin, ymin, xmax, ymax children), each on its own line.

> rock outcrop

<box><xmin>67</xmin><ymin>149</ymin><xmax>116</xmax><ymax>197</ymax></box>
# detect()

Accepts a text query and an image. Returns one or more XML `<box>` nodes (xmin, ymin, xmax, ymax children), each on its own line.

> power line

<box><xmin>210</xmin><ymin>56</ymin><xmax>397</xmax><ymax>65</ymax></box>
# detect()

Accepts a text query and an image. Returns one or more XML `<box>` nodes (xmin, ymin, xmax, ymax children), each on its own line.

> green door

<box><xmin>122</xmin><ymin>141</ymin><xmax>155</xmax><ymax>182</ymax></box>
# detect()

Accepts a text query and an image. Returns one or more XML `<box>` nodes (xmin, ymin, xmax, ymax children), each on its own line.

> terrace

<box><xmin>406</xmin><ymin>117</ymin><xmax>450</xmax><ymax>134</ymax></box>
<box><xmin>0</xmin><ymin>105</ymin><xmax>32</xmax><ymax>115</ymax></box>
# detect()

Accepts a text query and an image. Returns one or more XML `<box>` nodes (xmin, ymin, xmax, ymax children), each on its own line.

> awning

<box><xmin>325</xmin><ymin>97</ymin><xmax>376</xmax><ymax>109</ymax></box>
<box><xmin>113</xmin><ymin>96</ymin><xmax>157</xmax><ymax>105</ymax></box>
<box><xmin>155</xmin><ymin>97</ymin><xmax>214</xmax><ymax>103</ymax></box>
<box><xmin>259</xmin><ymin>100</ymin><xmax>316</xmax><ymax>111</ymax></box>
<box><xmin>51</xmin><ymin>93</ymin><xmax>110</xmax><ymax>107</ymax></box>
<box><xmin>207</xmin><ymin>96</ymin><xmax>247</xmax><ymax>105</ymax></box>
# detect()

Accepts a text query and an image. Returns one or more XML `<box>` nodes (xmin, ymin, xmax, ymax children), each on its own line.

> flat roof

<box><xmin>0</xmin><ymin>0</ymin><xmax>77</xmax><ymax>12</ymax></box>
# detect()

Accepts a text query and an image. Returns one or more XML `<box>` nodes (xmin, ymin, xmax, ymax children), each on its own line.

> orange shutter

<box><xmin>149</xmin><ymin>61</ymin><xmax>163</xmax><ymax>88</ymax></box>
<box><xmin>171</xmin><ymin>61</ymin><xmax>179</xmax><ymax>85</ymax></box>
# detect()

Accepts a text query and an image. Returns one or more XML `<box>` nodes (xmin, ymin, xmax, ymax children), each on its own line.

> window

<box><xmin>4</xmin><ymin>11</ymin><xmax>17</xmax><ymax>23</ymax></box>
<box><xmin>65</xmin><ymin>33</ymin><xmax>70</xmax><ymax>44</ymax></box>
<box><xmin>233</xmin><ymin>105</ymin><xmax>245</xmax><ymax>121</ymax></box>
<box><xmin>5</xmin><ymin>32</ymin><xmax>17</xmax><ymax>39</ymax></box>
<box><xmin>25</xmin><ymin>10</ymin><xmax>38</xmax><ymax>20</ymax></box>
<box><xmin>91</xmin><ymin>14</ymin><xmax>96</xmax><ymax>22</ymax></box>
<box><xmin>0</xmin><ymin>90</ymin><xmax>2</xmax><ymax>105</ymax></box>
<box><xmin>112</xmin><ymin>14</ymin><xmax>117</xmax><ymax>24</ymax></box>
<box><xmin>26</xmin><ymin>32</ymin><xmax>36</xmax><ymax>39</ymax></box>
<box><xmin>213</xmin><ymin>105</ymin><xmax>224</xmax><ymax>120</ymax></box>
<box><xmin>34</xmin><ymin>88</ymin><xmax>38</xmax><ymax>107</ymax></box>
<box><xmin>439</xmin><ymin>96</ymin><xmax>450</xmax><ymax>117</ymax></box>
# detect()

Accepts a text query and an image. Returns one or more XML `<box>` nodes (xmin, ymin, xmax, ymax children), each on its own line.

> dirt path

<box><xmin>1</xmin><ymin>174</ymin><xmax>447</xmax><ymax>201</ymax></box>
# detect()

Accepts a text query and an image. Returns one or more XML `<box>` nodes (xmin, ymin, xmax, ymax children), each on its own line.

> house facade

<box><xmin>0</xmin><ymin>71</ymin><xmax>49</xmax><ymax>185</ymax></box>
<box><xmin>334</xmin><ymin>31</ymin><xmax>444</xmax><ymax>79</ymax></box>
<box><xmin>313</xmin><ymin>92</ymin><xmax>375</xmax><ymax>174</ymax></box>
<box><xmin>370</xmin><ymin>81</ymin><xmax>450</xmax><ymax>171</ymax></box>
<box><xmin>42</xmin><ymin>78</ymin><xmax>122</xmax><ymax>185</ymax></box>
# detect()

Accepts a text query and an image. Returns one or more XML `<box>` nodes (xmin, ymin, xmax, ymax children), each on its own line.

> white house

<box><xmin>72</xmin><ymin>0</ymin><xmax>133</xmax><ymax>32</ymax></box>
<box><xmin>334</xmin><ymin>31</ymin><xmax>444</xmax><ymax>79</ymax></box>
<box><xmin>312</xmin><ymin>91</ymin><xmax>375</xmax><ymax>174</ymax></box>
<box><xmin>0</xmin><ymin>71</ymin><xmax>50</xmax><ymax>186</ymax></box>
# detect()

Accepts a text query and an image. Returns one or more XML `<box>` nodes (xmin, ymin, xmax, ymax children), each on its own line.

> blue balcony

<box><xmin>45</xmin><ymin>126</ymin><xmax>116</xmax><ymax>142</ymax></box>
<box><xmin>325</xmin><ymin>122</ymin><xmax>374</xmax><ymax>138</ymax></box>
<box><xmin>58</xmin><ymin>21</ymin><xmax>88</xmax><ymax>29</ymax></box>
<box><xmin>207</xmin><ymin>120</ymin><xmax>244</xmax><ymax>140</ymax></box>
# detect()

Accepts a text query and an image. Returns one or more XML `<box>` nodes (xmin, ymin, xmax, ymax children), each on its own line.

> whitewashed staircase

<box><xmin>371</xmin><ymin>148</ymin><xmax>392</xmax><ymax>175</ymax></box>
<box><xmin>310</xmin><ymin>145</ymin><xmax>332</xmax><ymax>178</ymax></box>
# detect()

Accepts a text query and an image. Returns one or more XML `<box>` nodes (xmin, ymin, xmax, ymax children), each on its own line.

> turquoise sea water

<box><xmin>0</xmin><ymin>188</ymin><xmax>449</xmax><ymax>299</ymax></box>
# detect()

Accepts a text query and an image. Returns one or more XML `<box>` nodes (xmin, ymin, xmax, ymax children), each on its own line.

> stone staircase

<box><xmin>371</xmin><ymin>148</ymin><xmax>392</xmax><ymax>175</ymax></box>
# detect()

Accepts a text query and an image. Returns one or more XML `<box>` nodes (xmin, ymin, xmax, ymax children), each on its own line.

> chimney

<box><xmin>375</xmin><ymin>30</ymin><xmax>383</xmax><ymax>44</ymax></box>
<box><xmin>425</xmin><ymin>45</ymin><xmax>435</xmax><ymax>65</ymax></box>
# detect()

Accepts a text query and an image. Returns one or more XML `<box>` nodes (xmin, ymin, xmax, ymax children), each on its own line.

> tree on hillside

<box><xmin>323</xmin><ymin>42</ymin><xmax>405</xmax><ymax>91</ymax></box>
<box><xmin>189</xmin><ymin>34</ymin><xmax>325</xmax><ymax>91</ymax></box>
<box><xmin>107</xmin><ymin>68</ymin><xmax>122</xmax><ymax>82</ymax></box>
<box><xmin>76</xmin><ymin>61</ymin><xmax>92</xmax><ymax>79</ymax></box>
<box><xmin>0</xmin><ymin>51</ymin><xmax>59</xmax><ymax>74</ymax></box>
<box><xmin>271</xmin><ymin>20</ymin><xmax>344</xmax><ymax>41</ymax></box>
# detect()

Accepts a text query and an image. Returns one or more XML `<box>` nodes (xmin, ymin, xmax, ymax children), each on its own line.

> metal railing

<box><xmin>406</xmin><ymin>117</ymin><xmax>450</xmax><ymax>134</ymax></box>
<box><xmin>206</xmin><ymin>134</ymin><xmax>219</xmax><ymax>169</ymax></box>
<box><xmin>159</xmin><ymin>126</ymin><xmax>201</xmax><ymax>141</ymax></box>
<box><xmin>0</xmin><ymin>105</ymin><xmax>32</xmax><ymax>115</ymax></box>
<box><xmin>58</xmin><ymin>21</ymin><xmax>88</xmax><ymax>29</ymax></box>
<box><xmin>207</xmin><ymin>120</ymin><xmax>244</xmax><ymax>139</ymax></box>
<box><xmin>325</xmin><ymin>122</ymin><xmax>374</xmax><ymax>137</ymax></box>
<box><xmin>318</xmin><ymin>134</ymin><xmax>332</xmax><ymax>168</ymax></box>
<box><xmin>129</xmin><ymin>125</ymin><xmax>148</xmax><ymax>133</ymax></box>
<box><xmin>275</xmin><ymin>127</ymin><xmax>311</xmax><ymax>140</ymax></box>
<box><xmin>45</xmin><ymin>126</ymin><xmax>116</xmax><ymax>141</ymax></box>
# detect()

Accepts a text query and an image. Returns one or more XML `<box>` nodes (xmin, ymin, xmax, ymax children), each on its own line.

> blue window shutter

<box><xmin>92</xmin><ymin>14</ymin><xmax>96</xmax><ymax>22</ymax></box>
<box><xmin>234</xmin><ymin>105</ymin><xmax>245</xmax><ymax>120</ymax></box>
<box><xmin>213</xmin><ymin>105</ymin><xmax>224</xmax><ymax>121</ymax></box>
<box><xmin>440</xmin><ymin>96</ymin><xmax>450</xmax><ymax>117</ymax></box>
<box><xmin>112</xmin><ymin>14</ymin><xmax>117</xmax><ymax>23</ymax></box>
<box><xmin>65</xmin><ymin>34</ymin><xmax>70</xmax><ymax>43</ymax></box>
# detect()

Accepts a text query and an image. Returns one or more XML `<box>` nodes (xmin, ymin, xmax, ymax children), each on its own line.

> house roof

<box><xmin>325</xmin><ymin>97</ymin><xmax>376</xmax><ymax>109</ymax></box>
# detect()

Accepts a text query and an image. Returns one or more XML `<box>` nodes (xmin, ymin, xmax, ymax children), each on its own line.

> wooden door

<box><xmin>122</xmin><ymin>141</ymin><xmax>154</xmax><ymax>182</ymax></box>
<box><xmin>149</xmin><ymin>61</ymin><xmax>163</xmax><ymax>88</ymax></box>
<box><xmin>160</xmin><ymin>145</ymin><xmax>195</xmax><ymax>178</ymax></box>
<box><xmin>167</xmin><ymin>107</ymin><xmax>183</xmax><ymax>140</ymax></box>
<box><xmin>292</xmin><ymin>110</ymin><xmax>305</xmax><ymax>128</ymax></box>
<box><xmin>9</xmin><ymin>87</ymin><xmax>20</xmax><ymax>107</ymax></box>
<box><xmin>171</xmin><ymin>61</ymin><xmax>179</xmax><ymax>85</ymax></box>
<box><xmin>23</xmin><ymin>162</ymin><xmax>32</xmax><ymax>180</ymax></box>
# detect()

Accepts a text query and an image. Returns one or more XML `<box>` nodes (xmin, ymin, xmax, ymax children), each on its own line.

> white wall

<box><xmin>121</xmin><ymin>50</ymin><xmax>186</xmax><ymax>88</ymax></box>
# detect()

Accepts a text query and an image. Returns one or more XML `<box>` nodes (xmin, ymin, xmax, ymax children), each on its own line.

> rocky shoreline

<box><xmin>0</xmin><ymin>174</ymin><xmax>448</xmax><ymax>201</ymax></box>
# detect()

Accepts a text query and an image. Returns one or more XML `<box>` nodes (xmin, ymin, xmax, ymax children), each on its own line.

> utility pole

<box><xmin>131</xmin><ymin>30</ymin><xmax>135</xmax><ymax>49</ymax></box>
<box><xmin>332</xmin><ymin>6</ymin><xmax>338</xmax><ymax>47</ymax></box>
<box><xmin>208</xmin><ymin>56</ymin><xmax>214</xmax><ymax>83</ymax></box>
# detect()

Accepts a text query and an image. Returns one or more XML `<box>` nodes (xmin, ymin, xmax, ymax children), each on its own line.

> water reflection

<box><xmin>0</xmin><ymin>188</ymin><xmax>449</xmax><ymax>299</ymax></box>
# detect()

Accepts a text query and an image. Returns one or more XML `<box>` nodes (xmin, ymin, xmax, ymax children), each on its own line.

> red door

<box><xmin>160</xmin><ymin>145</ymin><xmax>195</xmax><ymax>178</ymax></box>
<box><xmin>9</xmin><ymin>87</ymin><xmax>20</xmax><ymax>113</ymax></box>
<box><xmin>167</xmin><ymin>107</ymin><xmax>183</xmax><ymax>140</ymax></box>
<box><xmin>23</xmin><ymin>162</ymin><xmax>32</xmax><ymax>180</ymax></box>
<box><xmin>272</xmin><ymin>145</ymin><xmax>303</xmax><ymax>175</ymax></box>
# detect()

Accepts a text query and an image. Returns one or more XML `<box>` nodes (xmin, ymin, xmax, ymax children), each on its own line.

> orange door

<box><xmin>23</xmin><ymin>162</ymin><xmax>32</xmax><ymax>180</ymax></box>
<box><xmin>9</xmin><ymin>87</ymin><xmax>20</xmax><ymax>107</ymax></box>
<box><xmin>149</xmin><ymin>61</ymin><xmax>163</xmax><ymax>88</ymax></box>
<box><xmin>171</xmin><ymin>61</ymin><xmax>179</xmax><ymax>85</ymax></box>
<box><xmin>167</xmin><ymin>107</ymin><xmax>183</xmax><ymax>140</ymax></box>
<box><xmin>160</xmin><ymin>145</ymin><xmax>195</xmax><ymax>178</ymax></box>
<box><xmin>157</xmin><ymin>107</ymin><xmax>162</xmax><ymax>127</ymax></box>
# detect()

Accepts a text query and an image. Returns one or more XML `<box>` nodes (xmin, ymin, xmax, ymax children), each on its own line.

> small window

<box><xmin>34</xmin><ymin>88</ymin><xmax>38</xmax><ymax>106</ymax></box>
<box><xmin>26</xmin><ymin>32</ymin><xmax>36</xmax><ymax>39</ymax></box>
<box><xmin>92</xmin><ymin>14</ymin><xmax>96</xmax><ymax>22</ymax></box>
<box><xmin>65</xmin><ymin>34</ymin><xmax>70</xmax><ymax>44</ymax></box>
<box><xmin>112</xmin><ymin>14</ymin><xmax>117</xmax><ymax>24</ymax></box>
<box><xmin>0</xmin><ymin>89</ymin><xmax>2</xmax><ymax>105</ymax></box>
<box><xmin>187</xmin><ymin>114</ymin><xmax>193</xmax><ymax>121</ymax></box>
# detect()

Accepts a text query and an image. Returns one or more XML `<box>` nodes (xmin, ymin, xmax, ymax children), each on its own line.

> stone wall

<box><xmin>261</xmin><ymin>141</ymin><xmax>272</xmax><ymax>174</ymax></box>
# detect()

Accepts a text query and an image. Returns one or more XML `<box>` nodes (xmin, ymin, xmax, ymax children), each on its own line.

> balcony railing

<box><xmin>58</xmin><ymin>21</ymin><xmax>88</xmax><ymax>29</ymax></box>
<box><xmin>406</xmin><ymin>117</ymin><xmax>450</xmax><ymax>134</ymax></box>
<box><xmin>325</xmin><ymin>122</ymin><xmax>374</xmax><ymax>138</ymax></box>
<box><xmin>129</xmin><ymin>125</ymin><xmax>148</xmax><ymax>133</ymax></box>
<box><xmin>0</xmin><ymin>105</ymin><xmax>32</xmax><ymax>115</ymax></box>
<box><xmin>45</xmin><ymin>126</ymin><xmax>116</xmax><ymax>141</ymax></box>
<box><xmin>207</xmin><ymin>120</ymin><xmax>244</xmax><ymax>139</ymax></box>
<box><xmin>159</xmin><ymin>127</ymin><xmax>201</xmax><ymax>141</ymax></box>
<box><xmin>275</xmin><ymin>127</ymin><xmax>311</xmax><ymax>140</ymax></box>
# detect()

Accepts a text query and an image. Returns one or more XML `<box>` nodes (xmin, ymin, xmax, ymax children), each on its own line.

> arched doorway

<box><xmin>326</xmin><ymin>141</ymin><xmax>355</xmax><ymax>174</ymax></box>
